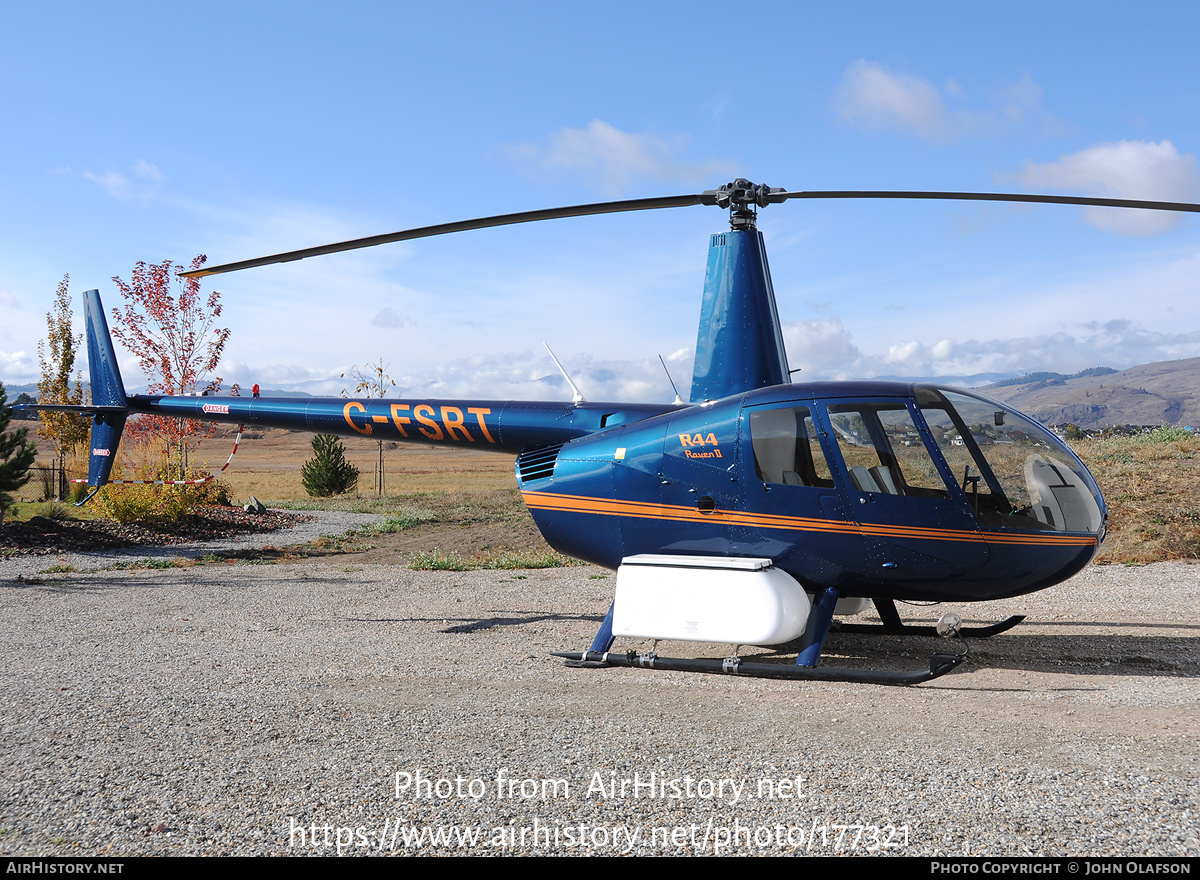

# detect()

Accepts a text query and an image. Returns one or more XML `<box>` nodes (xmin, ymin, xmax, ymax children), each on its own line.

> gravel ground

<box><xmin>0</xmin><ymin>546</ymin><xmax>1197</xmax><ymax>857</ymax></box>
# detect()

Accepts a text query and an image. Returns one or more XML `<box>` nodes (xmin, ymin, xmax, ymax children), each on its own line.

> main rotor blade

<box><xmin>181</xmin><ymin>193</ymin><xmax>709</xmax><ymax>278</ymax></box>
<box><xmin>183</xmin><ymin>186</ymin><xmax>1200</xmax><ymax>279</ymax></box>
<box><xmin>773</xmin><ymin>190</ymin><xmax>1200</xmax><ymax>214</ymax></box>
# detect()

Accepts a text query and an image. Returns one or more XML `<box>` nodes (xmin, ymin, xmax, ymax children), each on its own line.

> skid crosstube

<box><xmin>832</xmin><ymin>599</ymin><xmax>1026</xmax><ymax>638</ymax></box>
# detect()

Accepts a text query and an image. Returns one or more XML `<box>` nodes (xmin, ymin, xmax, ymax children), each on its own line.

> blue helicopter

<box><xmin>45</xmin><ymin>180</ymin><xmax>1200</xmax><ymax>684</ymax></box>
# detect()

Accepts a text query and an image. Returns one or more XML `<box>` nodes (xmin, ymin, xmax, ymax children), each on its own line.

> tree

<box><xmin>12</xmin><ymin>394</ymin><xmax>38</xmax><ymax>421</ymax></box>
<box><xmin>110</xmin><ymin>255</ymin><xmax>230</xmax><ymax>477</ymax></box>
<box><xmin>342</xmin><ymin>357</ymin><xmax>396</xmax><ymax>495</ymax></box>
<box><xmin>0</xmin><ymin>382</ymin><xmax>38</xmax><ymax>522</ymax></box>
<box><xmin>301</xmin><ymin>434</ymin><xmax>359</xmax><ymax>497</ymax></box>
<box><xmin>37</xmin><ymin>275</ymin><xmax>89</xmax><ymax>497</ymax></box>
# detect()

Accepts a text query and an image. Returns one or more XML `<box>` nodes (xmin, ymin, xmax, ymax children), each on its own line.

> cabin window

<box><xmin>916</xmin><ymin>386</ymin><xmax>1104</xmax><ymax>533</ymax></box>
<box><xmin>826</xmin><ymin>404</ymin><xmax>949</xmax><ymax>497</ymax></box>
<box><xmin>748</xmin><ymin>407</ymin><xmax>834</xmax><ymax>488</ymax></box>
<box><xmin>917</xmin><ymin>403</ymin><xmax>995</xmax><ymax>502</ymax></box>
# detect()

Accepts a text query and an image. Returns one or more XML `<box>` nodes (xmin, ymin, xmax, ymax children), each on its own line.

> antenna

<box><xmin>544</xmin><ymin>343</ymin><xmax>586</xmax><ymax>404</ymax></box>
<box><xmin>659</xmin><ymin>355</ymin><xmax>684</xmax><ymax>406</ymax></box>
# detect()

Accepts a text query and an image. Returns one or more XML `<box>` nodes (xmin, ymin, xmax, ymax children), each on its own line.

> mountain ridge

<box><xmin>976</xmin><ymin>356</ymin><xmax>1200</xmax><ymax>429</ymax></box>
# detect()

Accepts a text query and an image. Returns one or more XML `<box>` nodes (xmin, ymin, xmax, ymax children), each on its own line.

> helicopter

<box><xmin>36</xmin><ymin>179</ymin><xmax>1200</xmax><ymax>684</ymax></box>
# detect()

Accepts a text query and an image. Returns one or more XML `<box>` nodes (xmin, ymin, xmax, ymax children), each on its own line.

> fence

<box><xmin>11</xmin><ymin>461</ymin><xmax>80</xmax><ymax>504</ymax></box>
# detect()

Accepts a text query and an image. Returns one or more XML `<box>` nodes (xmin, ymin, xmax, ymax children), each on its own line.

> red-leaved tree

<box><xmin>110</xmin><ymin>255</ymin><xmax>231</xmax><ymax>475</ymax></box>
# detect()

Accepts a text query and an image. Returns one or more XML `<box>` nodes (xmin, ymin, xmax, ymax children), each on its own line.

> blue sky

<box><xmin>3</xmin><ymin>2</ymin><xmax>1200</xmax><ymax>401</ymax></box>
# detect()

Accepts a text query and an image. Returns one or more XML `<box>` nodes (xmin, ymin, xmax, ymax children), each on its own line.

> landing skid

<box><xmin>552</xmin><ymin>648</ymin><xmax>965</xmax><ymax>685</ymax></box>
<box><xmin>562</xmin><ymin>589</ymin><xmax>971</xmax><ymax>685</ymax></box>
<box><xmin>832</xmin><ymin>599</ymin><xmax>1025</xmax><ymax>638</ymax></box>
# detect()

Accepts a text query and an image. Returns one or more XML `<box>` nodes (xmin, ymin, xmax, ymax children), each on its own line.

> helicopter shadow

<box><xmin>341</xmin><ymin>609</ymin><xmax>607</xmax><ymax>634</ymax></box>
<box><xmin>759</xmin><ymin>625</ymin><xmax>1200</xmax><ymax>681</ymax></box>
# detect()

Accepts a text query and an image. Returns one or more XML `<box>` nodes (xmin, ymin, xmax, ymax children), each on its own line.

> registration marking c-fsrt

<box><xmin>342</xmin><ymin>402</ymin><xmax>496</xmax><ymax>443</ymax></box>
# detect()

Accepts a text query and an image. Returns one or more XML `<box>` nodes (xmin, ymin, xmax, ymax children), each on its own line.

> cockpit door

<box><xmin>819</xmin><ymin>399</ymin><xmax>990</xmax><ymax>595</ymax></box>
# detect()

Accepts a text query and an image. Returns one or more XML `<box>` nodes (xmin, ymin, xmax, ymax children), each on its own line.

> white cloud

<box><xmin>507</xmin><ymin>120</ymin><xmax>737</xmax><ymax>195</ymax></box>
<box><xmin>81</xmin><ymin>159</ymin><xmax>165</xmax><ymax>202</ymax></box>
<box><xmin>370</xmin><ymin>308</ymin><xmax>406</xmax><ymax>329</ymax></box>
<box><xmin>213</xmin><ymin>350</ymin><xmax>691</xmax><ymax>403</ymax></box>
<box><xmin>392</xmin><ymin>350</ymin><xmax>688</xmax><ymax>402</ymax></box>
<box><xmin>997</xmin><ymin>72</ymin><xmax>1044</xmax><ymax>125</ymax></box>
<box><xmin>0</xmin><ymin>350</ymin><xmax>38</xmax><ymax>385</ymax></box>
<box><xmin>781</xmin><ymin>317</ymin><xmax>864</xmax><ymax>375</ymax></box>
<box><xmin>782</xmin><ymin>316</ymin><xmax>1200</xmax><ymax>382</ymax></box>
<box><xmin>834</xmin><ymin>60</ymin><xmax>952</xmax><ymax>140</ymax></box>
<box><xmin>133</xmin><ymin>159</ymin><xmax>164</xmax><ymax>184</ymax></box>
<box><xmin>82</xmin><ymin>169</ymin><xmax>133</xmax><ymax>199</ymax></box>
<box><xmin>1010</xmin><ymin>140</ymin><xmax>1200</xmax><ymax>236</ymax></box>
<box><xmin>832</xmin><ymin>61</ymin><xmax>1051</xmax><ymax>142</ymax></box>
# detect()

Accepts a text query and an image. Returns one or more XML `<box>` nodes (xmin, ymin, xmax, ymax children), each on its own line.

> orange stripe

<box><xmin>521</xmin><ymin>491</ymin><xmax>1098</xmax><ymax>549</ymax></box>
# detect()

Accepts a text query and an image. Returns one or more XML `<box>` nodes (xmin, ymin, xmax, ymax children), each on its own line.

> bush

<box><xmin>301</xmin><ymin>434</ymin><xmax>359</xmax><ymax>497</ymax></box>
<box><xmin>189</xmin><ymin>478</ymin><xmax>233</xmax><ymax>507</ymax></box>
<box><xmin>33</xmin><ymin>501</ymin><xmax>71</xmax><ymax>521</ymax></box>
<box><xmin>1146</xmin><ymin>425</ymin><xmax>1192</xmax><ymax>444</ymax></box>
<box><xmin>95</xmin><ymin>483</ymin><xmax>196</xmax><ymax>525</ymax></box>
<box><xmin>406</xmin><ymin>548</ymin><xmax>582</xmax><ymax>571</ymax></box>
<box><xmin>407</xmin><ymin>549</ymin><xmax>474</xmax><ymax>571</ymax></box>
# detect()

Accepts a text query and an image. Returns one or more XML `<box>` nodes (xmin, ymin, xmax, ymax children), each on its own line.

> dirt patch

<box><xmin>274</xmin><ymin>488</ymin><xmax>561</xmax><ymax>566</ymax></box>
<box><xmin>0</xmin><ymin>506</ymin><xmax>307</xmax><ymax>557</ymax></box>
<box><xmin>309</xmin><ymin>516</ymin><xmax>554</xmax><ymax>565</ymax></box>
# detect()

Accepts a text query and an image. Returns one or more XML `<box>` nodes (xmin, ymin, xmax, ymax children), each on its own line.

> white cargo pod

<box><xmin>613</xmin><ymin>555</ymin><xmax>810</xmax><ymax>645</ymax></box>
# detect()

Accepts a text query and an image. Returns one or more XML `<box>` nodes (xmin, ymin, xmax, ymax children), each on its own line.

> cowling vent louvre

<box><xmin>516</xmin><ymin>443</ymin><xmax>564</xmax><ymax>484</ymax></box>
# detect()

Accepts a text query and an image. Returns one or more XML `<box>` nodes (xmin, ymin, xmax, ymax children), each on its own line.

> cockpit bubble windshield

<box><xmin>916</xmin><ymin>386</ymin><xmax>1104</xmax><ymax>534</ymax></box>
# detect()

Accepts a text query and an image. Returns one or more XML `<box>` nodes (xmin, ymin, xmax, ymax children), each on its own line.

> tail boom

<box><xmin>137</xmin><ymin>395</ymin><xmax>678</xmax><ymax>456</ymax></box>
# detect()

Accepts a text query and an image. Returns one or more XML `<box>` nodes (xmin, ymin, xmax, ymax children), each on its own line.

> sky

<box><xmin>3</xmin><ymin>1</ymin><xmax>1200</xmax><ymax>403</ymax></box>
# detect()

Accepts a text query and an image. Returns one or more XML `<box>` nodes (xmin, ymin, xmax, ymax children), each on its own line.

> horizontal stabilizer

<box><xmin>17</xmin><ymin>404</ymin><xmax>127</xmax><ymax>415</ymax></box>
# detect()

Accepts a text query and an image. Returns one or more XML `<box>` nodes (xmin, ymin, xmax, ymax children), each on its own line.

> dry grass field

<box><xmin>13</xmin><ymin>424</ymin><xmax>1200</xmax><ymax>566</ymax></box>
<box><xmin>1075</xmin><ymin>428</ymin><xmax>1200</xmax><ymax>564</ymax></box>
<box><xmin>188</xmin><ymin>426</ymin><xmax>518</xmax><ymax>498</ymax></box>
<box><xmin>19</xmin><ymin>425</ymin><xmax>517</xmax><ymax>503</ymax></box>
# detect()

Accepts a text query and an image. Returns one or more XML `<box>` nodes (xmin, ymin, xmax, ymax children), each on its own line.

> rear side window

<box><xmin>749</xmin><ymin>407</ymin><xmax>834</xmax><ymax>488</ymax></box>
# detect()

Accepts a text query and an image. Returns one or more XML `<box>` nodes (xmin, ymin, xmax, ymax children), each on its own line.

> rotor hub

<box><xmin>702</xmin><ymin>179</ymin><xmax>787</xmax><ymax>230</ymax></box>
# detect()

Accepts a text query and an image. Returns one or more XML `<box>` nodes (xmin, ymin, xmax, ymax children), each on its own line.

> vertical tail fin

<box><xmin>689</xmin><ymin>230</ymin><xmax>790</xmax><ymax>403</ymax></box>
<box><xmin>82</xmin><ymin>290</ymin><xmax>128</xmax><ymax>487</ymax></box>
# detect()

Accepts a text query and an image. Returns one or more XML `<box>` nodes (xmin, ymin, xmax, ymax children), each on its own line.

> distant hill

<box><xmin>989</xmin><ymin>367</ymin><xmax>1118</xmax><ymax>389</ymax></box>
<box><xmin>978</xmin><ymin>357</ymin><xmax>1200</xmax><ymax>429</ymax></box>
